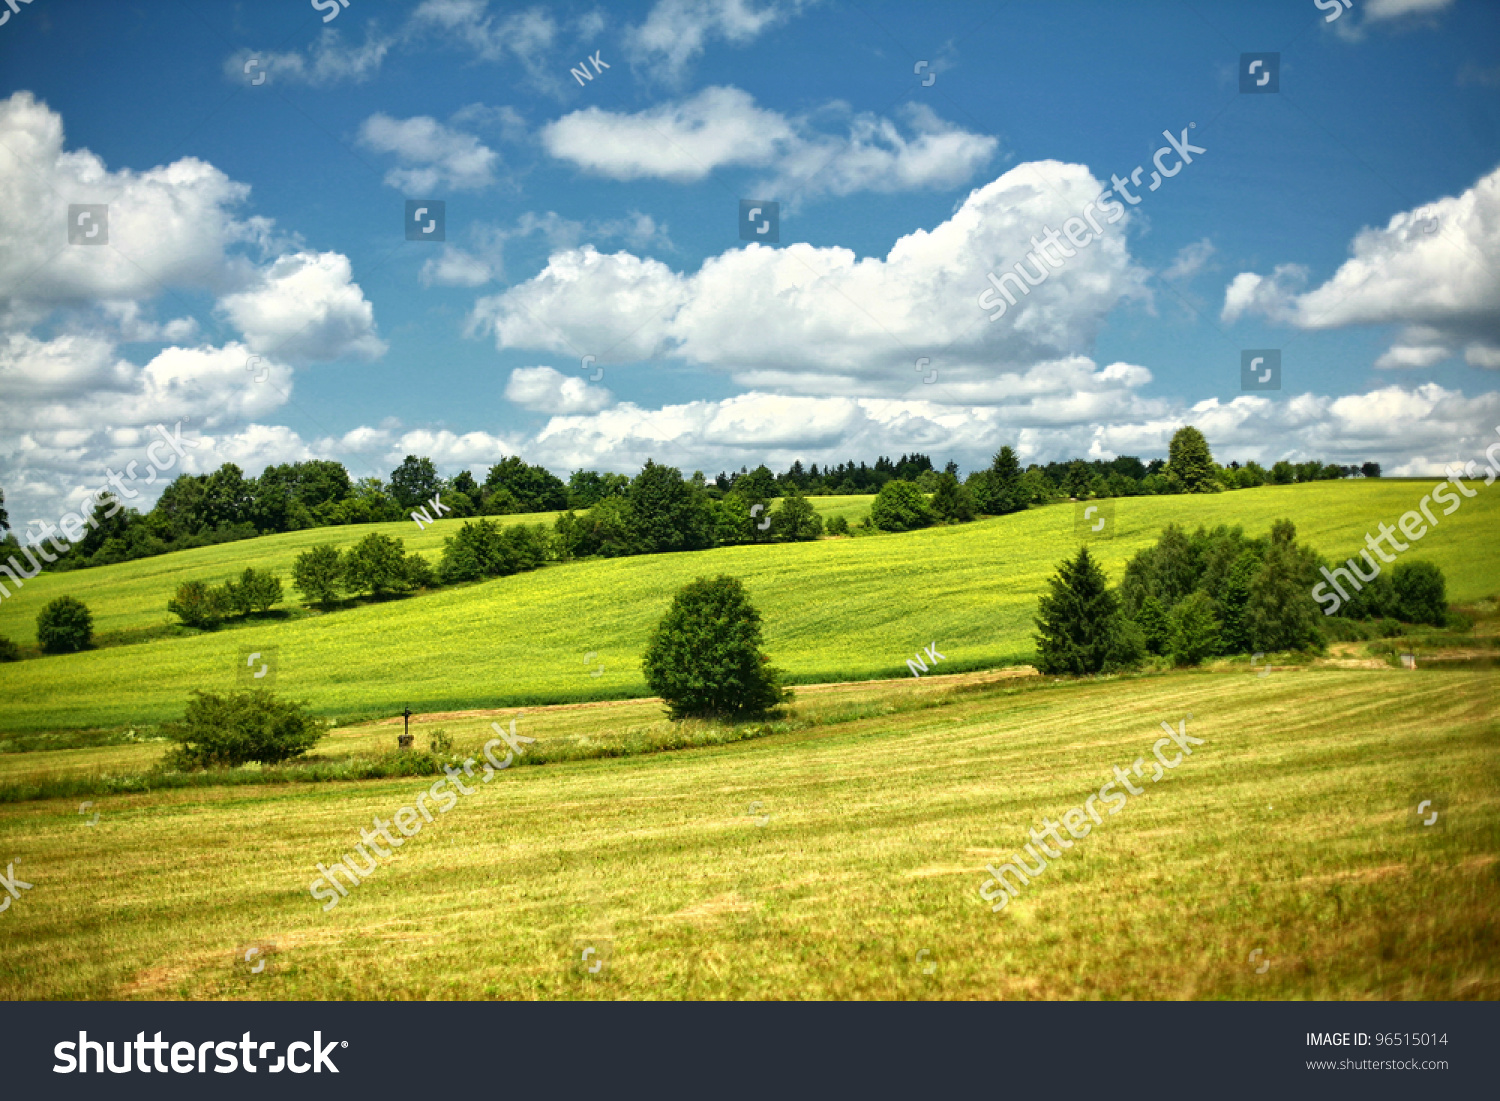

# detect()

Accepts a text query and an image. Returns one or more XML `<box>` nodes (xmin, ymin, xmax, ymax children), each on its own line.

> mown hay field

<box><xmin>0</xmin><ymin>664</ymin><xmax>1493</xmax><ymax>999</ymax></box>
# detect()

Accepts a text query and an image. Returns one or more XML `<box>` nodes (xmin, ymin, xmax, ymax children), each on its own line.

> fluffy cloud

<box><xmin>626</xmin><ymin>0</ymin><xmax>799</xmax><ymax>83</ymax></box>
<box><xmin>1221</xmin><ymin>165</ymin><xmax>1500</xmax><ymax>368</ymax></box>
<box><xmin>420</xmin><ymin>210</ymin><xmax>674</xmax><ymax>289</ymax></box>
<box><xmin>1332</xmin><ymin>0</ymin><xmax>1454</xmax><ymax>41</ymax></box>
<box><xmin>381</xmin><ymin>427</ymin><xmax>515</xmax><ymax>469</ymax></box>
<box><xmin>222</xmin><ymin>28</ymin><xmax>393</xmax><ymax>87</ymax></box>
<box><xmin>420</xmin><ymin>247</ymin><xmax>495</xmax><ymax>288</ymax></box>
<box><xmin>358</xmin><ymin>113</ymin><xmax>500</xmax><ymax>192</ymax></box>
<box><xmin>541</xmin><ymin>87</ymin><xmax>996</xmax><ymax>199</ymax></box>
<box><xmin>1365</xmin><ymin>0</ymin><xmax>1453</xmax><ymax>20</ymax></box>
<box><xmin>1162</xmin><ymin>238</ymin><xmax>1216</xmax><ymax>282</ymax></box>
<box><xmin>0</xmin><ymin>334</ymin><xmax>301</xmax><ymax>523</ymax></box>
<box><xmin>407</xmin><ymin>0</ymin><xmax>557</xmax><ymax>85</ymax></box>
<box><xmin>471</xmin><ymin>159</ymin><xmax>1147</xmax><ymax>394</ymax></box>
<box><xmin>542</xmin><ymin>86</ymin><xmax>790</xmax><ymax>182</ymax></box>
<box><xmin>308</xmin><ymin>376</ymin><xmax>1498</xmax><ymax>483</ymax></box>
<box><xmin>504</xmin><ymin>366</ymin><xmax>613</xmax><ymax>414</ymax></box>
<box><xmin>217</xmin><ymin>252</ymin><xmax>386</xmax><ymax>363</ymax></box>
<box><xmin>0</xmin><ymin>92</ymin><xmax>261</xmax><ymax>322</ymax></box>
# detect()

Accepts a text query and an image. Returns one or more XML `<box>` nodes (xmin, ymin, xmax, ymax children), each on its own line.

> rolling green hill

<box><xmin>0</xmin><ymin>481</ymin><xmax>1495</xmax><ymax>733</ymax></box>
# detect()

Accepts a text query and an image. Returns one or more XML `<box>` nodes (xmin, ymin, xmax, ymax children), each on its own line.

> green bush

<box><xmin>224</xmin><ymin>567</ymin><xmax>283</xmax><ymax>615</ymax></box>
<box><xmin>438</xmin><ymin>519</ymin><xmax>506</xmax><ymax>583</ymax></box>
<box><xmin>869</xmin><ymin>480</ymin><xmax>934</xmax><ymax>532</ymax></box>
<box><xmin>36</xmin><ymin>596</ymin><xmax>93</xmax><ymax>653</ymax></box>
<box><xmin>770</xmin><ymin>489</ymin><xmax>824</xmax><ymax>540</ymax></box>
<box><xmin>642</xmin><ymin>575</ymin><xmax>790</xmax><ymax>720</ymax></box>
<box><xmin>0</xmin><ymin>636</ymin><xmax>20</xmax><ymax>662</ymax></box>
<box><xmin>162</xmin><ymin>689</ymin><xmax>326</xmax><ymax>769</ymax></box>
<box><xmin>1392</xmin><ymin>560</ymin><xmax>1447</xmax><ymax>626</ymax></box>
<box><xmin>1169</xmin><ymin>591</ymin><xmax>1221</xmax><ymax>667</ymax></box>
<box><xmin>292</xmin><ymin>544</ymin><xmax>344</xmax><ymax>607</ymax></box>
<box><xmin>404</xmin><ymin>551</ymin><xmax>435</xmax><ymax>590</ymax></box>
<box><xmin>1134</xmin><ymin>595</ymin><xmax>1172</xmax><ymax>656</ymax></box>
<box><xmin>343</xmin><ymin>532</ymin><xmax>412</xmax><ymax>596</ymax></box>
<box><xmin>167</xmin><ymin>580</ymin><xmax>231</xmax><ymax>629</ymax></box>
<box><xmin>826</xmin><ymin>514</ymin><xmax>849</xmax><ymax>536</ymax></box>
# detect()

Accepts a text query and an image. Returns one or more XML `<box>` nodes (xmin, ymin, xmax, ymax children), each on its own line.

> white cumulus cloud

<box><xmin>217</xmin><ymin>252</ymin><xmax>386</xmax><ymax>363</ymax></box>
<box><xmin>471</xmin><ymin>158</ymin><xmax>1146</xmax><ymax>395</ymax></box>
<box><xmin>504</xmin><ymin>366</ymin><xmax>614</xmax><ymax>414</ymax></box>
<box><xmin>358</xmin><ymin>113</ymin><xmax>500</xmax><ymax>192</ymax></box>
<box><xmin>541</xmin><ymin>87</ymin><xmax>996</xmax><ymax>200</ymax></box>
<box><xmin>1221</xmin><ymin>165</ymin><xmax>1500</xmax><ymax>369</ymax></box>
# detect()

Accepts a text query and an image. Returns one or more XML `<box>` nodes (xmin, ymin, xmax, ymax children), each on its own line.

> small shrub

<box><xmin>162</xmin><ymin>689</ymin><xmax>326</xmax><ymax>769</ymax></box>
<box><xmin>36</xmin><ymin>596</ymin><xmax>93</xmax><ymax>653</ymax></box>
<box><xmin>826</xmin><ymin>514</ymin><xmax>849</xmax><ymax>536</ymax></box>
<box><xmin>225</xmin><ymin>567</ymin><xmax>283</xmax><ymax>615</ymax></box>
<box><xmin>343</xmin><ymin>532</ymin><xmax>412</xmax><ymax>596</ymax></box>
<box><xmin>428</xmin><ymin>729</ymin><xmax>453</xmax><ymax>755</ymax></box>
<box><xmin>1168</xmin><ymin>591</ymin><xmax>1222</xmax><ymax>667</ymax></box>
<box><xmin>404</xmin><ymin>551</ymin><xmax>435</xmax><ymax>590</ymax></box>
<box><xmin>292</xmin><ymin>545</ymin><xmax>344</xmax><ymax>607</ymax></box>
<box><xmin>1393</xmin><ymin>560</ymin><xmax>1447</xmax><ymax>627</ymax></box>
<box><xmin>0</xmin><ymin>636</ymin><xmax>20</xmax><ymax>662</ymax></box>
<box><xmin>167</xmin><ymin>579</ymin><xmax>231</xmax><ymax>629</ymax></box>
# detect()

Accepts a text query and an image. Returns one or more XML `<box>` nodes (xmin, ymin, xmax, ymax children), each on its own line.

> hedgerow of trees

<box><xmin>1034</xmin><ymin>518</ymin><xmax>1451</xmax><ymax>674</ymax></box>
<box><xmin>4</xmin><ymin>423</ymin><xmax>1383</xmax><ymax>578</ymax></box>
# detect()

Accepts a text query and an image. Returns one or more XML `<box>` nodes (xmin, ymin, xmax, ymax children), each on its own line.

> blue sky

<box><xmin>2</xmin><ymin>0</ymin><xmax>1499</xmax><ymax>527</ymax></box>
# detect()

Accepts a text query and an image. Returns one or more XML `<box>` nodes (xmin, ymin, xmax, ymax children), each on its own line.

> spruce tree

<box><xmin>930</xmin><ymin>473</ymin><xmax>975</xmax><ymax>522</ymax></box>
<box><xmin>1033</xmin><ymin>547</ymin><xmax>1141</xmax><ymax>675</ymax></box>
<box><xmin>991</xmin><ymin>446</ymin><xmax>1023</xmax><ymax>513</ymax></box>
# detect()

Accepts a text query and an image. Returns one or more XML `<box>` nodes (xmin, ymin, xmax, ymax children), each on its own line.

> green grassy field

<box><xmin>0</xmin><ymin>663</ymin><xmax>1493</xmax><ymax>1000</ymax></box>
<box><xmin>1</xmin><ymin>482</ymin><xmax>1496</xmax><ymax>733</ymax></box>
<box><xmin>0</xmin><ymin>495</ymin><xmax>875</xmax><ymax>645</ymax></box>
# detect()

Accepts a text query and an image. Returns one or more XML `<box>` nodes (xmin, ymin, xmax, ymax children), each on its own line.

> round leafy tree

<box><xmin>869</xmin><ymin>480</ymin><xmax>935</xmax><ymax>532</ymax></box>
<box><xmin>1166</xmin><ymin>425</ymin><xmax>1221</xmax><ymax>494</ymax></box>
<box><xmin>642</xmin><ymin>575</ymin><xmax>789</xmax><ymax>720</ymax></box>
<box><xmin>37</xmin><ymin>595</ymin><xmax>93</xmax><ymax>654</ymax></box>
<box><xmin>770</xmin><ymin>489</ymin><xmax>824</xmax><ymax>541</ymax></box>
<box><xmin>1392</xmin><ymin>559</ymin><xmax>1447</xmax><ymax>626</ymax></box>
<box><xmin>1033</xmin><ymin>547</ymin><xmax>1141</xmax><ymax>675</ymax></box>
